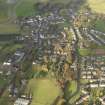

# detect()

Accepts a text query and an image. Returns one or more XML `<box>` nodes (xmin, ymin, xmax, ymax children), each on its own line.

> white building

<box><xmin>14</xmin><ymin>98</ymin><xmax>30</xmax><ymax>105</ymax></box>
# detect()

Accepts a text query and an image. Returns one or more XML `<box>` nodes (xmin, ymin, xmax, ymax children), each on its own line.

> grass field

<box><xmin>16</xmin><ymin>0</ymin><xmax>37</xmax><ymax>17</ymax></box>
<box><xmin>65</xmin><ymin>81</ymin><xmax>77</xmax><ymax>99</ymax></box>
<box><xmin>87</xmin><ymin>0</ymin><xmax>105</xmax><ymax>14</ymax></box>
<box><xmin>0</xmin><ymin>89</ymin><xmax>14</xmax><ymax>105</ymax></box>
<box><xmin>0</xmin><ymin>24</ymin><xmax>20</xmax><ymax>34</ymax></box>
<box><xmin>0</xmin><ymin>77</ymin><xmax>7</xmax><ymax>88</ymax></box>
<box><xmin>26</xmin><ymin>78</ymin><xmax>61</xmax><ymax>105</ymax></box>
<box><xmin>69</xmin><ymin>91</ymin><xmax>81</xmax><ymax>104</ymax></box>
<box><xmin>67</xmin><ymin>81</ymin><xmax>77</xmax><ymax>94</ymax></box>
<box><xmin>0</xmin><ymin>0</ymin><xmax>20</xmax><ymax>34</ymax></box>
<box><xmin>0</xmin><ymin>0</ymin><xmax>8</xmax><ymax>21</ymax></box>
<box><xmin>93</xmin><ymin>19</ymin><xmax>105</xmax><ymax>32</ymax></box>
<box><xmin>15</xmin><ymin>0</ymin><xmax>71</xmax><ymax>17</ymax></box>
<box><xmin>78</xmin><ymin>48</ymin><xmax>95</xmax><ymax>56</ymax></box>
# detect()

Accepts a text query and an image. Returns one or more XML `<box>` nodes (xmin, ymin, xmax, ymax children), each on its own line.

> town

<box><xmin>0</xmin><ymin>0</ymin><xmax>105</xmax><ymax>105</ymax></box>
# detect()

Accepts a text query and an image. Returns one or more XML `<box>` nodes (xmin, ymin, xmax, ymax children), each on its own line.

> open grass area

<box><xmin>92</xmin><ymin>19</ymin><xmax>105</xmax><ymax>32</ymax></box>
<box><xmin>0</xmin><ymin>0</ymin><xmax>8</xmax><ymax>21</ymax></box>
<box><xmin>0</xmin><ymin>24</ymin><xmax>20</xmax><ymax>34</ymax></box>
<box><xmin>80</xmin><ymin>79</ymin><xmax>89</xmax><ymax>85</ymax></box>
<box><xmin>25</xmin><ymin>78</ymin><xmax>61</xmax><ymax>105</ymax></box>
<box><xmin>87</xmin><ymin>0</ymin><xmax>105</xmax><ymax>14</ymax></box>
<box><xmin>16</xmin><ymin>0</ymin><xmax>37</xmax><ymax>17</ymax></box>
<box><xmin>0</xmin><ymin>0</ymin><xmax>72</xmax><ymax>18</ymax></box>
<box><xmin>69</xmin><ymin>91</ymin><xmax>81</xmax><ymax>104</ymax></box>
<box><xmin>67</xmin><ymin>81</ymin><xmax>77</xmax><ymax>94</ymax></box>
<box><xmin>0</xmin><ymin>43</ymin><xmax>23</xmax><ymax>53</ymax></box>
<box><xmin>0</xmin><ymin>0</ymin><xmax>20</xmax><ymax>34</ymax></box>
<box><xmin>78</xmin><ymin>48</ymin><xmax>95</xmax><ymax>56</ymax></box>
<box><xmin>0</xmin><ymin>89</ymin><xmax>14</xmax><ymax>105</ymax></box>
<box><xmin>15</xmin><ymin>0</ymin><xmax>71</xmax><ymax>17</ymax></box>
<box><xmin>0</xmin><ymin>77</ymin><xmax>7</xmax><ymax>88</ymax></box>
<box><xmin>65</xmin><ymin>81</ymin><xmax>77</xmax><ymax>98</ymax></box>
<box><xmin>64</xmin><ymin>80</ymin><xmax>80</xmax><ymax>104</ymax></box>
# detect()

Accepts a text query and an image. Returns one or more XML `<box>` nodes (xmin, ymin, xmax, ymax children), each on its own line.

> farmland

<box><xmin>0</xmin><ymin>24</ymin><xmax>20</xmax><ymax>34</ymax></box>
<box><xmin>87</xmin><ymin>0</ymin><xmax>105</xmax><ymax>14</ymax></box>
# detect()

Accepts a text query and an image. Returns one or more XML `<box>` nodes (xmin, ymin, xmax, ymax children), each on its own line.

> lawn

<box><xmin>1</xmin><ymin>44</ymin><xmax>23</xmax><ymax>53</ymax></box>
<box><xmin>69</xmin><ymin>91</ymin><xmax>81</xmax><ymax>104</ymax></box>
<box><xmin>0</xmin><ymin>0</ymin><xmax>17</xmax><ymax>22</ymax></box>
<box><xmin>87</xmin><ymin>0</ymin><xmax>105</xmax><ymax>14</ymax></box>
<box><xmin>0</xmin><ymin>77</ymin><xmax>7</xmax><ymax>88</ymax></box>
<box><xmin>0</xmin><ymin>0</ymin><xmax>20</xmax><ymax>34</ymax></box>
<box><xmin>65</xmin><ymin>81</ymin><xmax>77</xmax><ymax>98</ymax></box>
<box><xmin>25</xmin><ymin>78</ymin><xmax>61</xmax><ymax>105</ymax></box>
<box><xmin>0</xmin><ymin>46</ymin><xmax>2</xmax><ymax>50</ymax></box>
<box><xmin>78</xmin><ymin>48</ymin><xmax>95</xmax><ymax>56</ymax></box>
<box><xmin>64</xmin><ymin>81</ymin><xmax>81</xmax><ymax>104</ymax></box>
<box><xmin>0</xmin><ymin>89</ymin><xmax>14</xmax><ymax>105</ymax></box>
<box><xmin>0</xmin><ymin>0</ymin><xmax>8</xmax><ymax>22</ymax></box>
<box><xmin>68</xmin><ymin>81</ymin><xmax>77</xmax><ymax>94</ymax></box>
<box><xmin>92</xmin><ymin>19</ymin><xmax>105</xmax><ymax>33</ymax></box>
<box><xmin>0</xmin><ymin>23</ymin><xmax>20</xmax><ymax>34</ymax></box>
<box><xmin>16</xmin><ymin>0</ymin><xmax>37</xmax><ymax>17</ymax></box>
<box><xmin>80</xmin><ymin>79</ymin><xmax>89</xmax><ymax>85</ymax></box>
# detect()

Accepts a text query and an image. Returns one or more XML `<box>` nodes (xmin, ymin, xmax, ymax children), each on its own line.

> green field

<box><xmin>64</xmin><ymin>81</ymin><xmax>81</xmax><ymax>104</ymax></box>
<box><xmin>0</xmin><ymin>77</ymin><xmax>7</xmax><ymax>88</ymax></box>
<box><xmin>0</xmin><ymin>89</ymin><xmax>14</xmax><ymax>105</ymax></box>
<box><xmin>87</xmin><ymin>0</ymin><xmax>105</xmax><ymax>14</ymax></box>
<box><xmin>65</xmin><ymin>81</ymin><xmax>77</xmax><ymax>98</ymax></box>
<box><xmin>0</xmin><ymin>0</ymin><xmax>8</xmax><ymax>21</ymax></box>
<box><xmin>0</xmin><ymin>0</ymin><xmax>20</xmax><ymax>34</ymax></box>
<box><xmin>0</xmin><ymin>43</ymin><xmax>23</xmax><ymax>53</ymax></box>
<box><xmin>26</xmin><ymin>78</ymin><xmax>61</xmax><ymax>105</ymax></box>
<box><xmin>0</xmin><ymin>24</ymin><xmax>20</xmax><ymax>34</ymax></box>
<box><xmin>15</xmin><ymin>0</ymin><xmax>71</xmax><ymax>17</ymax></box>
<box><xmin>0</xmin><ymin>0</ymin><xmax>71</xmax><ymax>18</ymax></box>
<box><xmin>16</xmin><ymin>0</ymin><xmax>37</xmax><ymax>17</ymax></box>
<box><xmin>69</xmin><ymin>91</ymin><xmax>81</xmax><ymax>104</ymax></box>
<box><xmin>93</xmin><ymin>19</ymin><xmax>105</xmax><ymax>32</ymax></box>
<box><xmin>78</xmin><ymin>48</ymin><xmax>95</xmax><ymax>56</ymax></box>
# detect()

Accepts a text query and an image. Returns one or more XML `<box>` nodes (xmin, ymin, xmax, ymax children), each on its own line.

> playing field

<box><xmin>26</xmin><ymin>78</ymin><xmax>61</xmax><ymax>105</ymax></box>
<box><xmin>87</xmin><ymin>0</ymin><xmax>105</xmax><ymax>14</ymax></box>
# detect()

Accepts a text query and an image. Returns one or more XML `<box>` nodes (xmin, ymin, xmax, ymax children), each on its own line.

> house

<box><xmin>14</xmin><ymin>98</ymin><xmax>30</xmax><ymax>105</ymax></box>
<box><xmin>3</xmin><ymin>50</ymin><xmax>25</xmax><ymax>67</ymax></box>
<box><xmin>76</xmin><ymin>94</ymin><xmax>89</xmax><ymax>105</ymax></box>
<box><xmin>99</xmin><ymin>96</ymin><xmax>105</xmax><ymax>105</ymax></box>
